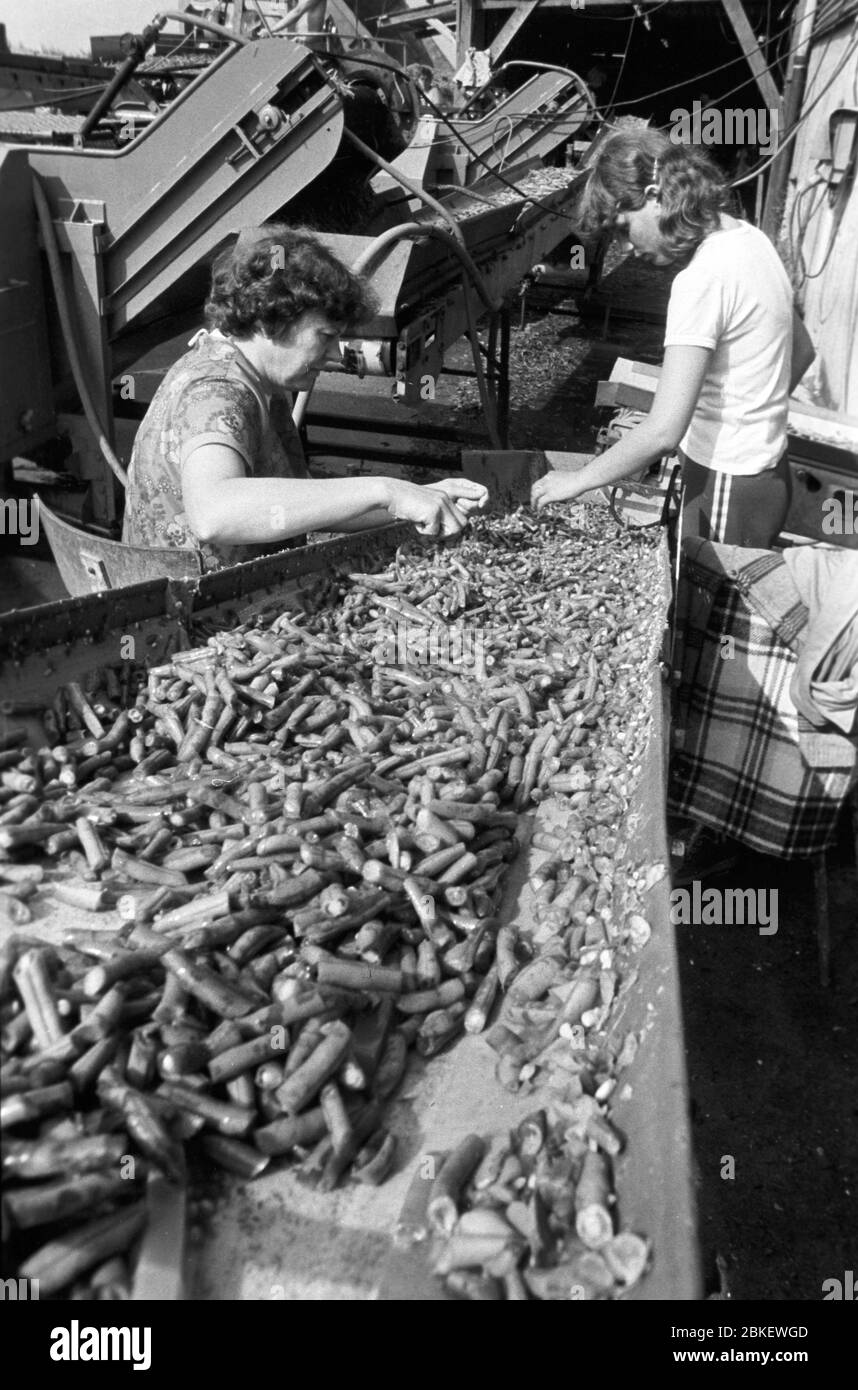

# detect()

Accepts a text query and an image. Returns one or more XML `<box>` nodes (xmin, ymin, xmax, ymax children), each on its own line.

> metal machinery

<box><xmin>0</xmin><ymin>498</ymin><xmax>699</xmax><ymax>1300</ymax></box>
<box><xmin>0</xmin><ymin>14</ymin><xmax>700</xmax><ymax>1301</ymax></box>
<box><xmin>1</xmin><ymin>23</ymin><xmax>594</xmax><ymax>529</ymax></box>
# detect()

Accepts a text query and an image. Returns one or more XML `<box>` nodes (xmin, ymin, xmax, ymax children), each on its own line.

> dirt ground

<box><xmin>437</xmin><ymin>285</ymin><xmax>858</xmax><ymax>1303</ymax></box>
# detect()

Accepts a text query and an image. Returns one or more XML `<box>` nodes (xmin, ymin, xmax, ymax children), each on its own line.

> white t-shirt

<box><xmin>664</xmin><ymin>220</ymin><xmax>793</xmax><ymax>476</ymax></box>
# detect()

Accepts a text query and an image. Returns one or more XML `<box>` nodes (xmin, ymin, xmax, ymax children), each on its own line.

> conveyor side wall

<box><xmin>0</xmin><ymin>523</ymin><xmax>699</xmax><ymax>1300</ymax></box>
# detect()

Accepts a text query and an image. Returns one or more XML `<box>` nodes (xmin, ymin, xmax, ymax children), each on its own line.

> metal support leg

<box><xmin>811</xmin><ymin>852</ymin><xmax>831</xmax><ymax>988</ymax></box>
<box><xmin>487</xmin><ymin>312</ymin><xmax>499</xmax><ymax>415</ymax></box>
<box><xmin>498</xmin><ymin>307</ymin><xmax>511</xmax><ymax>449</ymax></box>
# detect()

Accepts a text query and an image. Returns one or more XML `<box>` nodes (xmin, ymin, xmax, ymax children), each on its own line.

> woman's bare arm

<box><xmin>532</xmin><ymin>345</ymin><xmax>712</xmax><ymax>507</ymax></box>
<box><xmin>790</xmin><ymin>308</ymin><xmax>815</xmax><ymax>393</ymax></box>
<box><xmin>182</xmin><ymin>445</ymin><xmax>473</xmax><ymax>540</ymax></box>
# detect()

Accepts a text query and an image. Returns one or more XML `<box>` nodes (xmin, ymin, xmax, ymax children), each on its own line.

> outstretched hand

<box><xmin>426</xmin><ymin>477</ymin><xmax>489</xmax><ymax>516</ymax></box>
<box><xmin>531</xmin><ymin>467</ymin><xmax>588</xmax><ymax>512</ymax></box>
<box><xmin>386</xmin><ymin>479</ymin><xmax>470</xmax><ymax>536</ymax></box>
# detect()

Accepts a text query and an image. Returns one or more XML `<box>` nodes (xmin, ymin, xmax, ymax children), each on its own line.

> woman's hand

<box><xmin>531</xmin><ymin>468</ymin><xmax>589</xmax><ymax>511</ymax></box>
<box><xmin>385</xmin><ymin>479</ymin><xmax>470</xmax><ymax>536</ymax></box>
<box><xmin>426</xmin><ymin>477</ymin><xmax>489</xmax><ymax>515</ymax></box>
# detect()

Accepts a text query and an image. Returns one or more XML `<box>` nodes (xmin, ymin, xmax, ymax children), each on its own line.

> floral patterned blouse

<box><xmin>122</xmin><ymin>331</ymin><xmax>306</xmax><ymax>571</ymax></box>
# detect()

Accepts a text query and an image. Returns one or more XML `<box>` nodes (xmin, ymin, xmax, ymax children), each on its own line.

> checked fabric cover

<box><xmin>668</xmin><ymin>540</ymin><xmax>858</xmax><ymax>858</ymax></box>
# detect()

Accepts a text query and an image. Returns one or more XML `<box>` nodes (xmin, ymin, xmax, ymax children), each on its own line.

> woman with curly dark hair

<box><xmin>531</xmin><ymin>128</ymin><xmax>815</xmax><ymax>546</ymax></box>
<box><xmin>123</xmin><ymin>226</ymin><xmax>486</xmax><ymax>569</ymax></box>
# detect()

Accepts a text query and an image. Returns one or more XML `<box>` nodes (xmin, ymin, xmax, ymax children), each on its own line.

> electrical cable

<box><xmin>403</xmin><ymin>108</ymin><xmax>596</xmax><ymax>155</ymax></box>
<box><xmin>461</xmin><ymin>274</ymin><xmax>504</xmax><ymax>450</ymax></box>
<box><xmin>157</xmin><ymin>26</ymin><xmax>194</xmax><ymax>64</ymax></box>
<box><xmin>788</xmin><ymin>174</ymin><xmax>826</xmax><ymax>279</ymax></box>
<box><xmin>321</xmin><ymin>52</ymin><xmax>589</xmax><ymax>223</ymax></box>
<box><xmin>793</xmin><ymin>176</ymin><xmax>844</xmax><ymax>283</ymax></box>
<box><xmin>646</xmin><ymin>13</ymin><xmax>837</xmax><ymax>124</ymax></box>
<box><xmin>458</xmin><ymin>60</ymin><xmax>598</xmax><ymax>120</ymax></box>
<box><xmin>329</xmin><ymin>26</ymin><xmax>838</xmax><ymax>234</ymax></box>
<box><xmin>496</xmin><ymin>113</ymin><xmax>516</xmax><ymax>174</ymax></box>
<box><xmin>34</xmin><ymin>82</ymin><xmax>108</xmax><ymax>98</ymax></box>
<box><xmin>604</xmin><ymin>16</ymin><xmax>637</xmax><ymax>117</ymax></box>
<box><xmin>337</xmin><ymin>32</ymin><xmax>813</xmax><ymax>215</ymax></box>
<box><xmin>312</xmin><ymin>53</ymin><xmax>536</xmax><ymax>283</ymax></box>
<box><xmin>433</xmin><ymin>185</ymin><xmax>500</xmax><ymax>207</ymax></box>
<box><xmin>594</xmin><ymin>0</ymin><xmax>670</xmax><ymax>18</ymax></box>
<box><xmin>801</xmin><ymin>208</ymin><xmax>843</xmax><ymax>280</ymax></box>
<box><xmin>409</xmin><ymin>91</ymin><xmax>585</xmax><ymax>223</ymax></box>
<box><xmin>606</xmin><ymin>12</ymin><xmax>796</xmax><ymax>110</ymax></box>
<box><xmin>31</xmin><ymin>174</ymin><xmax>128</xmax><ymax>488</ymax></box>
<box><xmin>731</xmin><ymin>31</ymin><xmax>858</xmax><ymax>186</ymax></box>
<box><xmin>0</xmin><ymin>85</ymin><xmax>108</xmax><ymax>112</ymax></box>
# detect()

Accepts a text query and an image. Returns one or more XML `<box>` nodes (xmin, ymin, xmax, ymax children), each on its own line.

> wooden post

<box><xmin>762</xmin><ymin>0</ymin><xmax>819</xmax><ymax>239</ymax></box>
<box><xmin>488</xmin><ymin>0</ymin><xmax>544</xmax><ymax>63</ymax></box>
<box><xmin>720</xmin><ymin>0</ymin><xmax>784</xmax><ymax>117</ymax></box>
<box><xmin>456</xmin><ymin>0</ymin><xmax>486</xmax><ymax>69</ymax></box>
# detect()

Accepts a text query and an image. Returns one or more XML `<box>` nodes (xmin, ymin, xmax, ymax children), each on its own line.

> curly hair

<box><xmin>205</xmin><ymin>225</ymin><xmax>377</xmax><ymax>340</ymax></box>
<box><xmin>577</xmin><ymin>128</ymin><xmax>731</xmax><ymax>260</ymax></box>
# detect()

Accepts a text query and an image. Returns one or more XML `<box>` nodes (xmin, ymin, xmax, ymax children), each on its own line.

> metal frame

<box><xmin>7</xmin><ymin>32</ymin><xmax>590</xmax><ymax>527</ymax></box>
<box><xmin>0</xmin><ymin>500</ymin><xmax>700</xmax><ymax>1302</ymax></box>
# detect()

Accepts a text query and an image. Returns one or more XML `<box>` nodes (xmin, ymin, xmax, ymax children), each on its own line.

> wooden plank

<box><xmin>324</xmin><ymin>0</ymin><xmax>375</xmax><ymax>42</ymax></box>
<box><xmin>720</xmin><ymin>0</ymin><xmax>784</xmax><ymax>114</ymax></box>
<box><xmin>376</xmin><ymin>3</ymin><xmax>457</xmax><ymax>32</ymax></box>
<box><xmin>455</xmin><ymin>0</ymin><xmax>485</xmax><ymax>66</ymax></box>
<box><xmin>488</xmin><ymin>0</ymin><xmax>544</xmax><ymax>62</ymax></box>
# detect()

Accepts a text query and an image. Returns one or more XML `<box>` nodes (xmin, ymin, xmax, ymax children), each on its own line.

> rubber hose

<box><xmin>352</xmin><ymin>222</ymin><xmax>500</xmax><ymax>314</ymax></box>
<box><xmin>342</xmin><ymin>127</ymin><xmax>466</xmax><ymax>249</ymax></box>
<box><xmin>333</xmin><ymin>218</ymin><xmax>504</xmax><ymax>445</ymax></box>
<box><xmin>461</xmin><ymin>274</ymin><xmax>503</xmax><ymax>450</ymax></box>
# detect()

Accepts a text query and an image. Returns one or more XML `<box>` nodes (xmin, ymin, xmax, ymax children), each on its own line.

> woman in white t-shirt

<box><xmin>531</xmin><ymin>129</ymin><xmax>816</xmax><ymax>546</ymax></box>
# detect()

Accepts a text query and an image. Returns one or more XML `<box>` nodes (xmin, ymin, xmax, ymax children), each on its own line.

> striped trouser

<box><xmin>678</xmin><ymin>449</ymin><xmax>792</xmax><ymax>549</ymax></box>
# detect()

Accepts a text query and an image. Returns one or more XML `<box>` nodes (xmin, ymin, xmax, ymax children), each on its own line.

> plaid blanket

<box><xmin>669</xmin><ymin>540</ymin><xmax>858</xmax><ymax>858</ymax></box>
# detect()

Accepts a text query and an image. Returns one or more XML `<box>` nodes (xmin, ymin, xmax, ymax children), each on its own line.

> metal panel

<box><xmin>0</xmin><ymin>147</ymin><xmax>56</xmax><ymax>459</ymax></box>
<box><xmin>784</xmin><ymin>437</ymin><xmax>858</xmax><ymax>547</ymax></box>
<box><xmin>609</xmin><ymin>663</ymin><xmax>702</xmax><ymax>1300</ymax></box>
<box><xmin>321</xmin><ymin>166</ymin><xmax>589</xmax><ymax>336</ymax></box>
<box><xmin>27</xmin><ymin>41</ymin><xmax>344</xmax><ymax>334</ymax></box>
<box><xmin>779</xmin><ymin>24</ymin><xmax>858</xmax><ymax>415</ymax></box>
